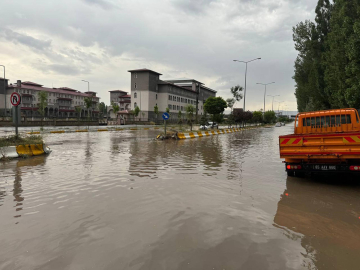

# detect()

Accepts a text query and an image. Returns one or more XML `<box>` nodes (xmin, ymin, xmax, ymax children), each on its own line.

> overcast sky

<box><xmin>0</xmin><ymin>0</ymin><xmax>317</xmax><ymax>112</ymax></box>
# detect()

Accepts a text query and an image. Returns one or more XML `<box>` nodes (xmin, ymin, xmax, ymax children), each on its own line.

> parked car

<box><xmin>208</xmin><ymin>122</ymin><xmax>218</xmax><ymax>128</ymax></box>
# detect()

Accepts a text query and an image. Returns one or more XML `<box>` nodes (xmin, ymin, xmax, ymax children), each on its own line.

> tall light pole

<box><xmin>0</xmin><ymin>65</ymin><xmax>5</xmax><ymax>116</ymax></box>
<box><xmin>81</xmin><ymin>80</ymin><xmax>89</xmax><ymax>92</ymax></box>
<box><xmin>256</xmin><ymin>82</ymin><xmax>275</xmax><ymax>114</ymax></box>
<box><xmin>82</xmin><ymin>80</ymin><xmax>90</xmax><ymax>119</ymax></box>
<box><xmin>277</xmin><ymin>101</ymin><xmax>284</xmax><ymax>113</ymax></box>
<box><xmin>267</xmin><ymin>94</ymin><xmax>280</xmax><ymax>111</ymax></box>
<box><xmin>233</xmin><ymin>58</ymin><xmax>261</xmax><ymax>111</ymax></box>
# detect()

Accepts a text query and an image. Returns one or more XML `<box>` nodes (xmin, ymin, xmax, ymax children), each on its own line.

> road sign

<box><xmin>10</xmin><ymin>92</ymin><xmax>21</xmax><ymax>107</ymax></box>
<box><xmin>162</xmin><ymin>112</ymin><xmax>170</xmax><ymax>120</ymax></box>
<box><xmin>12</xmin><ymin>106</ymin><xmax>21</xmax><ymax>125</ymax></box>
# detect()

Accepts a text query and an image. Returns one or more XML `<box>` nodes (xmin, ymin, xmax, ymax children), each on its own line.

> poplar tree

<box><xmin>325</xmin><ymin>0</ymin><xmax>360</xmax><ymax>108</ymax></box>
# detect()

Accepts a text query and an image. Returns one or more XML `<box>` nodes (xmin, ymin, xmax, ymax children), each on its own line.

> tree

<box><xmin>203</xmin><ymin>97</ymin><xmax>227</xmax><ymax>126</ymax></box>
<box><xmin>112</xmin><ymin>102</ymin><xmax>120</xmax><ymax>124</ymax></box>
<box><xmin>226</xmin><ymin>113</ymin><xmax>235</xmax><ymax>128</ymax></box>
<box><xmin>252</xmin><ymin>111</ymin><xmax>263</xmax><ymax>125</ymax></box>
<box><xmin>199</xmin><ymin>112</ymin><xmax>208</xmax><ymax>126</ymax></box>
<box><xmin>84</xmin><ymin>95</ymin><xmax>93</xmax><ymax>119</ymax></box>
<box><xmin>166</xmin><ymin>107</ymin><xmax>170</xmax><ymax>113</ymax></box>
<box><xmin>230</xmin><ymin>85</ymin><xmax>243</xmax><ymax>102</ymax></box>
<box><xmin>134</xmin><ymin>106</ymin><xmax>140</xmax><ymax>121</ymax></box>
<box><xmin>226</xmin><ymin>98</ymin><xmax>235</xmax><ymax>112</ymax></box>
<box><xmin>75</xmin><ymin>106</ymin><xmax>82</xmax><ymax>121</ymax></box>
<box><xmin>293</xmin><ymin>0</ymin><xmax>332</xmax><ymax>112</ymax></box>
<box><xmin>178</xmin><ymin>110</ymin><xmax>183</xmax><ymax>126</ymax></box>
<box><xmin>98</xmin><ymin>102</ymin><xmax>106</xmax><ymax>118</ymax></box>
<box><xmin>38</xmin><ymin>91</ymin><xmax>48</xmax><ymax>120</ymax></box>
<box><xmin>185</xmin><ymin>105</ymin><xmax>195</xmax><ymax>131</ymax></box>
<box><xmin>263</xmin><ymin>110</ymin><xmax>276</xmax><ymax>124</ymax></box>
<box><xmin>324</xmin><ymin>0</ymin><xmax>360</xmax><ymax>108</ymax></box>
<box><xmin>141</xmin><ymin>111</ymin><xmax>145</xmax><ymax>120</ymax></box>
<box><xmin>154</xmin><ymin>105</ymin><xmax>159</xmax><ymax>120</ymax></box>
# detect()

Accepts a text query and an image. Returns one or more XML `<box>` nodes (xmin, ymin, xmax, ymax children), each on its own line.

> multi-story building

<box><xmin>109</xmin><ymin>90</ymin><xmax>131</xmax><ymax>111</ymax></box>
<box><xmin>1</xmin><ymin>80</ymin><xmax>100</xmax><ymax>118</ymax></box>
<box><xmin>128</xmin><ymin>68</ymin><xmax>216</xmax><ymax>121</ymax></box>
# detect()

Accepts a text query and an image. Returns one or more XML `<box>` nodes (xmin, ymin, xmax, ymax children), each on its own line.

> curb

<box><xmin>177</xmin><ymin>128</ymin><xmax>241</xmax><ymax>139</ymax></box>
<box><xmin>26</xmin><ymin>127</ymin><xmax>162</xmax><ymax>134</ymax></box>
<box><xmin>1</xmin><ymin>143</ymin><xmax>52</xmax><ymax>159</ymax></box>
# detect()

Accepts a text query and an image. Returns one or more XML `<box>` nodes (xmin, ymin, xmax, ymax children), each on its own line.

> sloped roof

<box><xmin>127</xmin><ymin>68</ymin><xmax>162</xmax><ymax>75</ymax></box>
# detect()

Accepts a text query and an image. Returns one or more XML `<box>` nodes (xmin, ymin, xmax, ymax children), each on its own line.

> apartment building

<box><xmin>1</xmin><ymin>80</ymin><xmax>100</xmax><ymax>118</ymax></box>
<box><xmin>109</xmin><ymin>90</ymin><xmax>131</xmax><ymax>111</ymax></box>
<box><xmin>128</xmin><ymin>68</ymin><xmax>216</xmax><ymax>121</ymax></box>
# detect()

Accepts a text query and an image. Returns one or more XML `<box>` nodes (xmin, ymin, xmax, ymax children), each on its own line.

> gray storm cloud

<box><xmin>0</xmin><ymin>0</ymin><xmax>317</xmax><ymax>111</ymax></box>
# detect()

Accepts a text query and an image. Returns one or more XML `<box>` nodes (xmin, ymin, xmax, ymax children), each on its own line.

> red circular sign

<box><xmin>10</xmin><ymin>92</ymin><xmax>21</xmax><ymax>107</ymax></box>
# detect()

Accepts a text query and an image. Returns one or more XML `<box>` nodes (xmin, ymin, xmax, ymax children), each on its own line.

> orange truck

<box><xmin>279</xmin><ymin>108</ymin><xmax>360</xmax><ymax>176</ymax></box>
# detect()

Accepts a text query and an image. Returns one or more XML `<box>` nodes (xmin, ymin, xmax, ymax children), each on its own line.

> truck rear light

<box><xmin>286</xmin><ymin>165</ymin><xmax>302</xmax><ymax>170</ymax></box>
<box><xmin>350</xmin><ymin>166</ymin><xmax>360</xmax><ymax>171</ymax></box>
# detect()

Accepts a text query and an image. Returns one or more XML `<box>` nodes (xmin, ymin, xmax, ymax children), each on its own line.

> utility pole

<box><xmin>233</xmin><ymin>58</ymin><xmax>261</xmax><ymax>111</ymax></box>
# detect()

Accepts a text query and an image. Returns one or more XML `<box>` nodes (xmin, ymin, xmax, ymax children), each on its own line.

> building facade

<box><xmin>109</xmin><ymin>90</ymin><xmax>131</xmax><ymax>111</ymax></box>
<box><xmin>128</xmin><ymin>69</ymin><xmax>216</xmax><ymax>121</ymax></box>
<box><xmin>1</xmin><ymin>80</ymin><xmax>100</xmax><ymax>118</ymax></box>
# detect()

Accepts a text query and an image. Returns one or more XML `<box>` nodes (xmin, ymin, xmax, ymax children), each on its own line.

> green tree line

<box><xmin>293</xmin><ymin>0</ymin><xmax>360</xmax><ymax>112</ymax></box>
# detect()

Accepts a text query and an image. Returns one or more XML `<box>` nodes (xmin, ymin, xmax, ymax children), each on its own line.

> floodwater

<box><xmin>1</xmin><ymin>126</ymin><xmax>360</xmax><ymax>270</ymax></box>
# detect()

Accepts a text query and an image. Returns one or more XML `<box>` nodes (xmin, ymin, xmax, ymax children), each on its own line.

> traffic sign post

<box><xmin>162</xmin><ymin>112</ymin><xmax>170</xmax><ymax>135</ymax></box>
<box><xmin>10</xmin><ymin>92</ymin><xmax>21</xmax><ymax>137</ymax></box>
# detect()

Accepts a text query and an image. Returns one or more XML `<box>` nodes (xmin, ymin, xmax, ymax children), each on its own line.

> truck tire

<box><xmin>287</xmin><ymin>171</ymin><xmax>295</xmax><ymax>176</ymax></box>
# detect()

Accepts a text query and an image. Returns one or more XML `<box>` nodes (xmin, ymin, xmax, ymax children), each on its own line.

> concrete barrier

<box><xmin>177</xmin><ymin>128</ymin><xmax>242</xmax><ymax>140</ymax></box>
<box><xmin>43</xmin><ymin>143</ymin><xmax>52</xmax><ymax>154</ymax></box>
<box><xmin>0</xmin><ymin>146</ymin><xmax>19</xmax><ymax>159</ymax></box>
<box><xmin>0</xmin><ymin>143</ymin><xmax>52</xmax><ymax>158</ymax></box>
<box><xmin>16</xmin><ymin>145</ymin><xmax>33</xmax><ymax>156</ymax></box>
<box><xmin>97</xmin><ymin>129</ymin><xmax>108</xmax><ymax>132</ymax></box>
<box><xmin>50</xmin><ymin>130</ymin><xmax>65</xmax><ymax>134</ymax></box>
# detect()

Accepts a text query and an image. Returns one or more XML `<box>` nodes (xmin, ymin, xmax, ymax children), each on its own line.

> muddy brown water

<box><xmin>1</xmin><ymin>126</ymin><xmax>360</xmax><ymax>270</ymax></box>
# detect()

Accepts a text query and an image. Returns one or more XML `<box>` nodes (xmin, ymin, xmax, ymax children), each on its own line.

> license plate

<box><xmin>312</xmin><ymin>165</ymin><xmax>337</xmax><ymax>171</ymax></box>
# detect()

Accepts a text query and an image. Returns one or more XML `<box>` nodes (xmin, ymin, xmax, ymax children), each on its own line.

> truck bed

<box><xmin>279</xmin><ymin>132</ymin><xmax>360</xmax><ymax>161</ymax></box>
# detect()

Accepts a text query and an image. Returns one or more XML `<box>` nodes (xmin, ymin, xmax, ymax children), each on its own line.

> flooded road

<box><xmin>1</xmin><ymin>126</ymin><xmax>360</xmax><ymax>270</ymax></box>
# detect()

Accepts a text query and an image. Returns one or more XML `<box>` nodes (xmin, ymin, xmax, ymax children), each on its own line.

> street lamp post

<box><xmin>267</xmin><ymin>94</ymin><xmax>280</xmax><ymax>111</ymax></box>
<box><xmin>233</xmin><ymin>58</ymin><xmax>261</xmax><ymax>111</ymax></box>
<box><xmin>81</xmin><ymin>80</ymin><xmax>90</xmax><ymax>119</ymax></box>
<box><xmin>0</xmin><ymin>65</ymin><xmax>5</xmax><ymax>116</ymax></box>
<box><xmin>277</xmin><ymin>101</ymin><xmax>284</xmax><ymax>113</ymax></box>
<box><xmin>81</xmin><ymin>80</ymin><xmax>89</xmax><ymax>92</ymax></box>
<box><xmin>256</xmin><ymin>82</ymin><xmax>275</xmax><ymax>114</ymax></box>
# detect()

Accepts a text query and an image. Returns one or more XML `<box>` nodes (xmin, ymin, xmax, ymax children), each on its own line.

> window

<box><xmin>134</xmin><ymin>72</ymin><xmax>137</xmax><ymax>78</ymax></box>
<box><xmin>134</xmin><ymin>92</ymin><xmax>137</xmax><ymax>98</ymax></box>
<box><xmin>168</xmin><ymin>95</ymin><xmax>171</xmax><ymax>100</ymax></box>
<box><xmin>169</xmin><ymin>104</ymin><xmax>172</xmax><ymax>110</ymax></box>
<box><xmin>341</xmin><ymin>115</ymin><xmax>351</xmax><ymax>124</ymax></box>
<box><xmin>156</xmin><ymin>94</ymin><xmax>157</xmax><ymax>100</ymax></box>
<box><xmin>181</xmin><ymin>98</ymin><xmax>183</xmax><ymax>102</ymax></box>
<box><xmin>134</xmin><ymin>102</ymin><xmax>137</xmax><ymax>108</ymax></box>
<box><xmin>181</xmin><ymin>106</ymin><xmax>183</xmax><ymax>111</ymax></box>
<box><xmin>178</xmin><ymin>97</ymin><xmax>180</xmax><ymax>102</ymax></box>
<box><xmin>177</xmin><ymin>105</ymin><xmax>179</xmax><ymax>110</ymax></box>
<box><xmin>134</xmin><ymin>83</ymin><xmax>137</xmax><ymax>89</ymax></box>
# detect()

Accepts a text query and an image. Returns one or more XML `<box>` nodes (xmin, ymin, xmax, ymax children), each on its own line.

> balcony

<box><xmin>57</xmin><ymin>97</ymin><xmax>72</xmax><ymax>101</ymax></box>
<box><xmin>119</xmin><ymin>99</ymin><xmax>131</xmax><ymax>103</ymax></box>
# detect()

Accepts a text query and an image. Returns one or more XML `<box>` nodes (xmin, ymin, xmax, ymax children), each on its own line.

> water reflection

<box><xmin>274</xmin><ymin>177</ymin><xmax>360</xmax><ymax>270</ymax></box>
